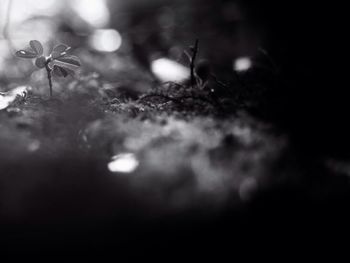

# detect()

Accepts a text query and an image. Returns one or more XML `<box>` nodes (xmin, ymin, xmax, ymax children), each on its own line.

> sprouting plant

<box><xmin>16</xmin><ymin>40</ymin><xmax>81</xmax><ymax>98</ymax></box>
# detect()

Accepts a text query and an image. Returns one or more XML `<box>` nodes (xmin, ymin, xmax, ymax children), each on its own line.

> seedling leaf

<box><xmin>53</xmin><ymin>44</ymin><xmax>69</xmax><ymax>53</ymax></box>
<box><xmin>30</xmin><ymin>40</ymin><xmax>43</xmax><ymax>56</ymax></box>
<box><xmin>51</xmin><ymin>44</ymin><xmax>71</xmax><ymax>59</ymax></box>
<box><xmin>51</xmin><ymin>59</ymin><xmax>80</xmax><ymax>72</ymax></box>
<box><xmin>15</xmin><ymin>50</ymin><xmax>38</xmax><ymax>58</ymax></box>
<box><xmin>51</xmin><ymin>51</ymin><xmax>62</xmax><ymax>59</ymax></box>
<box><xmin>55</xmin><ymin>55</ymin><xmax>81</xmax><ymax>66</ymax></box>
<box><xmin>53</xmin><ymin>65</ymin><xmax>65</xmax><ymax>77</ymax></box>
<box><xmin>35</xmin><ymin>56</ymin><xmax>46</xmax><ymax>68</ymax></box>
<box><xmin>53</xmin><ymin>65</ymin><xmax>74</xmax><ymax>77</ymax></box>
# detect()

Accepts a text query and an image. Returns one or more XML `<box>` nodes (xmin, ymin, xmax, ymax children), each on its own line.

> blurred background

<box><xmin>0</xmin><ymin>0</ymin><xmax>267</xmax><ymax>84</ymax></box>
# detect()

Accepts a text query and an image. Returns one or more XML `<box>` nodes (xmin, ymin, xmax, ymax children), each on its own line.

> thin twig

<box><xmin>190</xmin><ymin>39</ymin><xmax>199</xmax><ymax>88</ymax></box>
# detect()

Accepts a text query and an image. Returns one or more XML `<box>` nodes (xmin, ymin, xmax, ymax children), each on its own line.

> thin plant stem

<box><xmin>45</xmin><ymin>63</ymin><xmax>53</xmax><ymax>98</ymax></box>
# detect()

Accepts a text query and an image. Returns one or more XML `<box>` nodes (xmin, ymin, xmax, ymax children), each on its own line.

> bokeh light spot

<box><xmin>151</xmin><ymin>58</ymin><xmax>190</xmax><ymax>83</ymax></box>
<box><xmin>233</xmin><ymin>57</ymin><xmax>252</xmax><ymax>72</ymax></box>
<box><xmin>71</xmin><ymin>0</ymin><xmax>110</xmax><ymax>28</ymax></box>
<box><xmin>89</xmin><ymin>29</ymin><xmax>122</xmax><ymax>52</ymax></box>
<box><xmin>108</xmin><ymin>153</ymin><xmax>139</xmax><ymax>174</ymax></box>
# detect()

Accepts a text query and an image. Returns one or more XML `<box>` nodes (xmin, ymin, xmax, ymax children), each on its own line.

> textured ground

<box><xmin>1</xmin><ymin>64</ymin><xmax>350</xmax><ymax>257</ymax></box>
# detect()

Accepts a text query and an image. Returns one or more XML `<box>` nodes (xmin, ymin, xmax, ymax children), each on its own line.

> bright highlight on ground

<box><xmin>108</xmin><ymin>153</ymin><xmax>139</xmax><ymax>173</ymax></box>
<box><xmin>233</xmin><ymin>57</ymin><xmax>252</xmax><ymax>72</ymax></box>
<box><xmin>0</xmin><ymin>86</ymin><xmax>28</xmax><ymax>110</ymax></box>
<box><xmin>151</xmin><ymin>58</ymin><xmax>190</xmax><ymax>83</ymax></box>
<box><xmin>89</xmin><ymin>29</ymin><xmax>122</xmax><ymax>52</ymax></box>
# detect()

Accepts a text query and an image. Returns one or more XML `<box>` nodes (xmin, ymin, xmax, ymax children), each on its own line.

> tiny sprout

<box><xmin>16</xmin><ymin>40</ymin><xmax>81</xmax><ymax>98</ymax></box>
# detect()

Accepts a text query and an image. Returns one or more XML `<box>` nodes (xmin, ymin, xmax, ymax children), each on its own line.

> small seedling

<box><xmin>16</xmin><ymin>40</ymin><xmax>81</xmax><ymax>98</ymax></box>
